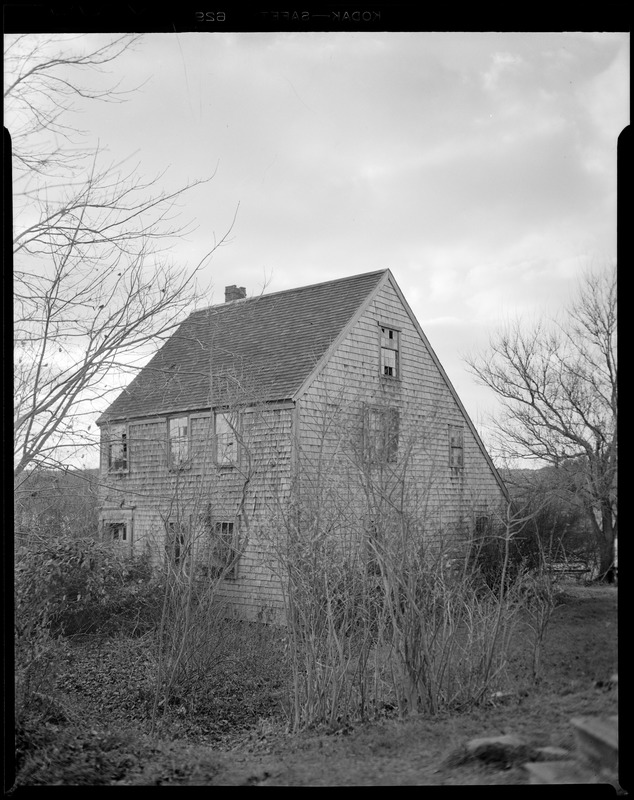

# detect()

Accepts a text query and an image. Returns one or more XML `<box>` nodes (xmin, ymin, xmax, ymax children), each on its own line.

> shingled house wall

<box><xmin>295</xmin><ymin>278</ymin><xmax>506</xmax><ymax>556</ymax></box>
<box><xmin>98</xmin><ymin>269</ymin><xmax>508</xmax><ymax>622</ymax></box>
<box><xmin>99</xmin><ymin>404</ymin><xmax>293</xmax><ymax>622</ymax></box>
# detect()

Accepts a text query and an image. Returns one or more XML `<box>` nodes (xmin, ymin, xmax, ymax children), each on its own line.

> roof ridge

<box><xmin>189</xmin><ymin>269</ymin><xmax>389</xmax><ymax>316</ymax></box>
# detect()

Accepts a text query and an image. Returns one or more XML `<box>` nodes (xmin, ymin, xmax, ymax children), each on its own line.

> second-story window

<box><xmin>449</xmin><ymin>424</ymin><xmax>464</xmax><ymax>469</ymax></box>
<box><xmin>380</xmin><ymin>326</ymin><xmax>399</xmax><ymax>378</ymax></box>
<box><xmin>108</xmin><ymin>423</ymin><xmax>128</xmax><ymax>472</ymax></box>
<box><xmin>214</xmin><ymin>411</ymin><xmax>238</xmax><ymax>466</ymax></box>
<box><xmin>168</xmin><ymin>416</ymin><xmax>190</xmax><ymax>469</ymax></box>
<box><xmin>364</xmin><ymin>405</ymin><xmax>400</xmax><ymax>464</ymax></box>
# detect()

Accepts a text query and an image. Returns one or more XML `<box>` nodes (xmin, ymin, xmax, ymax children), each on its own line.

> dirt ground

<box><xmin>113</xmin><ymin>583</ymin><xmax>621</xmax><ymax>787</ymax></box>
<box><xmin>13</xmin><ymin>582</ymin><xmax>620</xmax><ymax>788</ymax></box>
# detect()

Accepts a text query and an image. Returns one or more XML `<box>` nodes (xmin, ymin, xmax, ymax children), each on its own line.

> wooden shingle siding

<box><xmin>296</xmin><ymin>279</ymin><xmax>506</xmax><ymax>555</ymax></box>
<box><xmin>99</xmin><ymin>270</ymin><xmax>507</xmax><ymax>623</ymax></box>
<box><xmin>99</xmin><ymin>405</ymin><xmax>294</xmax><ymax>620</ymax></box>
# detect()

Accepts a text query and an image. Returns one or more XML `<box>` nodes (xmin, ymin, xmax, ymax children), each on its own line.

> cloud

<box><xmin>13</xmin><ymin>31</ymin><xmax>626</xmax><ymax>459</ymax></box>
<box><xmin>482</xmin><ymin>51</ymin><xmax>525</xmax><ymax>92</ymax></box>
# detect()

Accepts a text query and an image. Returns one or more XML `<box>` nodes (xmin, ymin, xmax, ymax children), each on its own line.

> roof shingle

<box><xmin>98</xmin><ymin>270</ymin><xmax>387</xmax><ymax>423</ymax></box>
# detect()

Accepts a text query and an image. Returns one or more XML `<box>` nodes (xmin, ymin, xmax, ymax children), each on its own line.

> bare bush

<box><xmin>259</xmin><ymin>400</ymin><xmax>552</xmax><ymax>732</ymax></box>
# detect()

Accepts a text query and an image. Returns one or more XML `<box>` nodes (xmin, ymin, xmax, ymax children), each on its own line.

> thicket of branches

<box><xmin>7</xmin><ymin>34</ymin><xmax>235</xmax><ymax>481</ymax></box>
<box><xmin>254</xmin><ymin>395</ymin><xmax>556</xmax><ymax>730</ymax></box>
<box><xmin>466</xmin><ymin>266</ymin><xmax>617</xmax><ymax>581</ymax></box>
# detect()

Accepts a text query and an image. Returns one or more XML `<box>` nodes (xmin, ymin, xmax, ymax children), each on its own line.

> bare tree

<box><xmin>7</xmin><ymin>34</ymin><xmax>236</xmax><ymax>479</ymax></box>
<box><xmin>466</xmin><ymin>266</ymin><xmax>617</xmax><ymax>581</ymax></box>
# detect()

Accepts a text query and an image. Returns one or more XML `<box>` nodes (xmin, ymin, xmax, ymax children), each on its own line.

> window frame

<box><xmin>364</xmin><ymin>404</ymin><xmax>400</xmax><ymax>465</ymax></box>
<box><xmin>449</xmin><ymin>424</ymin><xmax>465</xmax><ymax>469</ymax></box>
<box><xmin>102</xmin><ymin>519</ymin><xmax>133</xmax><ymax>554</ymax></box>
<box><xmin>168</xmin><ymin>415</ymin><xmax>191</xmax><ymax>470</ymax></box>
<box><xmin>475</xmin><ymin>515</ymin><xmax>491</xmax><ymax>537</ymax></box>
<box><xmin>106</xmin><ymin>521</ymin><xmax>128</xmax><ymax>542</ymax></box>
<box><xmin>166</xmin><ymin>519</ymin><xmax>188</xmax><ymax>567</ymax></box>
<box><xmin>107</xmin><ymin>423</ymin><xmax>129</xmax><ymax>473</ymax></box>
<box><xmin>194</xmin><ymin>511</ymin><xmax>240</xmax><ymax>580</ymax></box>
<box><xmin>365</xmin><ymin>519</ymin><xmax>382</xmax><ymax>577</ymax></box>
<box><xmin>212</xmin><ymin>520</ymin><xmax>239</xmax><ymax>580</ymax></box>
<box><xmin>214</xmin><ymin>410</ymin><xmax>239</xmax><ymax>468</ymax></box>
<box><xmin>379</xmin><ymin>324</ymin><xmax>400</xmax><ymax>380</ymax></box>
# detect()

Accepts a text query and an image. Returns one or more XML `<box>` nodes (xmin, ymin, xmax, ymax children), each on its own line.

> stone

<box><xmin>465</xmin><ymin>734</ymin><xmax>536</xmax><ymax>766</ymax></box>
<box><xmin>532</xmin><ymin>746</ymin><xmax>571</xmax><ymax>762</ymax></box>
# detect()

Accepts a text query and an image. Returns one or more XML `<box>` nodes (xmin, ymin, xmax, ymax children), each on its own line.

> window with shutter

<box><xmin>364</xmin><ymin>405</ymin><xmax>400</xmax><ymax>464</ymax></box>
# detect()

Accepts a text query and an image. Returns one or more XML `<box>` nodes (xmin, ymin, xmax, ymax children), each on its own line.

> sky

<box><xmin>9</xmin><ymin>31</ymin><xmax>629</xmax><ymax>465</ymax></box>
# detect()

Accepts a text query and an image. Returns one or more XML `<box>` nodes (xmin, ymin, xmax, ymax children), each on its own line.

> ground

<box><xmin>11</xmin><ymin>582</ymin><xmax>621</xmax><ymax>788</ymax></box>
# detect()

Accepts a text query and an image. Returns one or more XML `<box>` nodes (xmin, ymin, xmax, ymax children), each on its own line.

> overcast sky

<box><xmin>11</xmin><ymin>31</ymin><xmax>629</xmax><ymax>459</ymax></box>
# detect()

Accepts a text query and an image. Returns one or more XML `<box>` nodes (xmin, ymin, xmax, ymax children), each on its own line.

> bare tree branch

<box><xmin>8</xmin><ymin>34</ymin><xmax>235</xmax><ymax>477</ymax></box>
<box><xmin>465</xmin><ymin>265</ymin><xmax>617</xmax><ymax>580</ymax></box>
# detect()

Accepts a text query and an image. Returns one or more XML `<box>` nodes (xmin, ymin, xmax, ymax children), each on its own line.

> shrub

<box><xmin>466</xmin><ymin>515</ymin><xmax>545</xmax><ymax>593</ymax></box>
<box><xmin>15</xmin><ymin>534</ymin><xmax>158</xmax><ymax>640</ymax></box>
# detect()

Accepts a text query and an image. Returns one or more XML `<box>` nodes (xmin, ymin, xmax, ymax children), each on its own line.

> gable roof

<box><xmin>98</xmin><ymin>270</ymin><xmax>387</xmax><ymax>424</ymax></box>
<box><xmin>385</xmin><ymin>275</ymin><xmax>510</xmax><ymax>501</ymax></box>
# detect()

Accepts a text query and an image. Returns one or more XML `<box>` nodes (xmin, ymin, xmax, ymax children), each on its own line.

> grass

<box><xmin>11</xmin><ymin>581</ymin><xmax>619</xmax><ymax>787</ymax></box>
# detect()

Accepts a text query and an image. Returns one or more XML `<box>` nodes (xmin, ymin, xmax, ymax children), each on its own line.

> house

<box><xmin>97</xmin><ymin>270</ymin><xmax>508</xmax><ymax>622</ymax></box>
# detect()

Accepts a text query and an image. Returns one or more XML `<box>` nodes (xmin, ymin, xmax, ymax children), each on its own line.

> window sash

<box><xmin>365</xmin><ymin>406</ymin><xmax>399</xmax><ymax>464</ymax></box>
<box><xmin>380</xmin><ymin>326</ymin><xmax>399</xmax><ymax>348</ymax></box>
<box><xmin>108</xmin><ymin>424</ymin><xmax>128</xmax><ymax>471</ymax></box>
<box><xmin>213</xmin><ymin>521</ymin><xmax>238</xmax><ymax>579</ymax></box>
<box><xmin>381</xmin><ymin>347</ymin><xmax>397</xmax><ymax>376</ymax></box>
<box><xmin>168</xmin><ymin>416</ymin><xmax>189</xmax><ymax>466</ymax></box>
<box><xmin>108</xmin><ymin>522</ymin><xmax>128</xmax><ymax>541</ymax></box>
<box><xmin>215</xmin><ymin>411</ymin><xmax>238</xmax><ymax>465</ymax></box>
<box><xmin>167</xmin><ymin>520</ymin><xmax>188</xmax><ymax>565</ymax></box>
<box><xmin>380</xmin><ymin>327</ymin><xmax>399</xmax><ymax>378</ymax></box>
<box><xmin>449</xmin><ymin>425</ymin><xmax>464</xmax><ymax>468</ymax></box>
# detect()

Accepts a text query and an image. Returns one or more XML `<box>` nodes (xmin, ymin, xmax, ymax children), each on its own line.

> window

<box><xmin>215</xmin><ymin>411</ymin><xmax>238</xmax><ymax>466</ymax></box>
<box><xmin>168</xmin><ymin>416</ymin><xmax>189</xmax><ymax>468</ymax></box>
<box><xmin>106</xmin><ymin>521</ymin><xmax>128</xmax><ymax>542</ymax></box>
<box><xmin>449</xmin><ymin>425</ymin><xmax>464</xmax><ymax>468</ymax></box>
<box><xmin>194</xmin><ymin>510</ymin><xmax>239</xmax><ymax>580</ymax></box>
<box><xmin>108</xmin><ymin>424</ymin><xmax>128</xmax><ymax>472</ymax></box>
<box><xmin>167</xmin><ymin>520</ymin><xmax>187</xmax><ymax>566</ymax></box>
<box><xmin>380</xmin><ymin>326</ymin><xmax>399</xmax><ymax>378</ymax></box>
<box><xmin>211</xmin><ymin>521</ymin><xmax>238</xmax><ymax>579</ymax></box>
<box><xmin>364</xmin><ymin>405</ymin><xmax>399</xmax><ymax>464</ymax></box>
<box><xmin>366</xmin><ymin>519</ymin><xmax>382</xmax><ymax>577</ymax></box>
<box><xmin>102</xmin><ymin>513</ymin><xmax>133</xmax><ymax>550</ymax></box>
<box><xmin>475</xmin><ymin>515</ymin><xmax>491</xmax><ymax>537</ymax></box>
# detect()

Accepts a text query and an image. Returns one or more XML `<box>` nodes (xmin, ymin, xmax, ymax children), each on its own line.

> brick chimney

<box><xmin>225</xmin><ymin>285</ymin><xmax>246</xmax><ymax>302</ymax></box>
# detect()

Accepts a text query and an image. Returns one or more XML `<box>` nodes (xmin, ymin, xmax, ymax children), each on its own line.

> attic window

<box><xmin>380</xmin><ymin>326</ymin><xmax>399</xmax><ymax>378</ymax></box>
<box><xmin>108</xmin><ymin>424</ymin><xmax>128</xmax><ymax>472</ymax></box>
<box><xmin>449</xmin><ymin>425</ymin><xmax>464</xmax><ymax>469</ymax></box>
<box><xmin>168</xmin><ymin>416</ymin><xmax>190</xmax><ymax>469</ymax></box>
